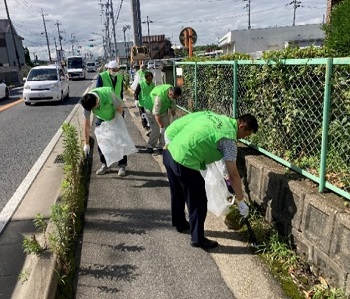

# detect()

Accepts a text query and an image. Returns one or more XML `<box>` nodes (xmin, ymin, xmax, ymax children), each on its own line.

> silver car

<box><xmin>23</xmin><ymin>65</ymin><xmax>69</xmax><ymax>105</ymax></box>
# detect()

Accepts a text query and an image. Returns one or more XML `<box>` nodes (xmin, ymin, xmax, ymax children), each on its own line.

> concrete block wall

<box><xmin>237</xmin><ymin>144</ymin><xmax>350</xmax><ymax>293</ymax></box>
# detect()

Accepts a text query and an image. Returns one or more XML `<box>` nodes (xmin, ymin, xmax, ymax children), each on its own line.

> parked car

<box><xmin>0</xmin><ymin>80</ymin><xmax>10</xmax><ymax>99</ymax></box>
<box><xmin>23</xmin><ymin>64</ymin><xmax>69</xmax><ymax>106</ymax></box>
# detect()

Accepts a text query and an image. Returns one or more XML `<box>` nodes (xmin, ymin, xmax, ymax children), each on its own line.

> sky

<box><xmin>0</xmin><ymin>0</ymin><xmax>327</xmax><ymax>61</ymax></box>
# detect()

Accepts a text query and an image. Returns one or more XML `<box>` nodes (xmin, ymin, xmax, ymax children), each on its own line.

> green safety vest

<box><xmin>137</xmin><ymin>69</ymin><xmax>146</xmax><ymax>81</ymax></box>
<box><xmin>168</xmin><ymin>113</ymin><xmax>238</xmax><ymax>170</ymax></box>
<box><xmin>143</xmin><ymin>84</ymin><xmax>172</xmax><ymax>113</ymax></box>
<box><xmin>91</xmin><ymin>87</ymin><xmax>115</xmax><ymax>121</ymax></box>
<box><xmin>138</xmin><ymin>80</ymin><xmax>155</xmax><ymax>108</ymax></box>
<box><xmin>100</xmin><ymin>71</ymin><xmax>123</xmax><ymax>99</ymax></box>
<box><xmin>165</xmin><ymin>111</ymin><xmax>212</xmax><ymax>141</ymax></box>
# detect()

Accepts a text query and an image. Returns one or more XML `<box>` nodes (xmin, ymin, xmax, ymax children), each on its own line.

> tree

<box><xmin>322</xmin><ymin>0</ymin><xmax>350</xmax><ymax>57</ymax></box>
<box><xmin>23</xmin><ymin>47</ymin><xmax>33</xmax><ymax>66</ymax></box>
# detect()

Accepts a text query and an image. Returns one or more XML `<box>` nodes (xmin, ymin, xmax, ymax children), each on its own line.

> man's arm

<box><xmin>96</xmin><ymin>74</ymin><xmax>103</xmax><ymax>87</ymax></box>
<box><xmin>134</xmin><ymin>83</ymin><xmax>141</xmax><ymax>101</ymax></box>
<box><xmin>152</xmin><ymin>96</ymin><xmax>164</xmax><ymax>128</ymax></box>
<box><xmin>111</xmin><ymin>92</ymin><xmax>124</xmax><ymax>114</ymax></box>
<box><xmin>225</xmin><ymin>161</ymin><xmax>244</xmax><ymax>202</ymax></box>
<box><xmin>83</xmin><ymin>115</ymin><xmax>91</xmax><ymax>146</ymax></box>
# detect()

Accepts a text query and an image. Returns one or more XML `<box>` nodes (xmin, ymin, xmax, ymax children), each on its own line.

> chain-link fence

<box><xmin>174</xmin><ymin>58</ymin><xmax>350</xmax><ymax>200</ymax></box>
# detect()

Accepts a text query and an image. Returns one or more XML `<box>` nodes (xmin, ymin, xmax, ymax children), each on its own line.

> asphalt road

<box><xmin>0</xmin><ymin>73</ymin><xmax>95</xmax><ymax>212</ymax></box>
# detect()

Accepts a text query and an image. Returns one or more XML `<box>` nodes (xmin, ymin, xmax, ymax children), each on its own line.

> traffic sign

<box><xmin>179</xmin><ymin>27</ymin><xmax>197</xmax><ymax>47</ymax></box>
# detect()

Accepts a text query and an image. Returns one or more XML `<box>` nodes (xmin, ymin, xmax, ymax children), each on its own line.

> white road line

<box><xmin>0</xmin><ymin>102</ymin><xmax>81</xmax><ymax>234</ymax></box>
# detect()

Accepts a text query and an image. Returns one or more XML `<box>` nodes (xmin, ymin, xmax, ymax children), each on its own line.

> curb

<box><xmin>10</xmin><ymin>103</ymin><xmax>85</xmax><ymax>298</ymax></box>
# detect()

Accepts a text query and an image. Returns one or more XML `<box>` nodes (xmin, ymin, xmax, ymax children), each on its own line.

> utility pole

<box><xmin>71</xmin><ymin>33</ymin><xmax>75</xmax><ymax>56</ymax></box>
<box><xmin>243</xmin><ymin>0</ymin><xmax>251</xmax><ymax>30</ymax></box>
<box><xmin>104</xmin><ymin>1</ymin><xmax>111</xmax><ymax>60</ymax></box>
<box><xmin>288</xmin><ymin>0</ymin><xmax>301</xmax><ymax>26</ymax></box>
<box><xmin>109</xmin><ymin>0</ymin><xmax>118</xmax><ymax>59</ymax></box>
<box><xmin>41</xmin><ymin>9</ymin><xmax>52</xmax><ymax>62</ymax></box>
<box><xmin>4</xmin><ymin>0</ymin><xmax>21</xmax><ymax>69</ymax></box>
<box><xmin>131</xmin><ymin>0</ymin><xmax>142</xmax><ymax>46</ymax></box>
<box><xmin>142</xmin><ymin>16</ymin><xmax>153</xmax><ymax>36</ymax></box>
<box><xmin>54</xmin><ymin>37</ymin><xmax>58</xmax><ymax>62</ymax></box>
<box><xmin>123</xmin><ymin>25</ymin><xmax>131</xmax><ymax>68</ymax></box>
<box><xmin>55</xmin><ymin>21</ymin><xmax>63</xmax><ymax>50</ymax></box>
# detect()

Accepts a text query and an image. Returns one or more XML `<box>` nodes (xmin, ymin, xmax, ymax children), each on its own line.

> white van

<box><xmin>86</xmin><ymin>61</ymin><xmax>97</xmax><ymax>72</ymax></box>
<box><xmin>23</xmin><ymin>64</ymin><xmax>69</xmax><ymax>105</ymax></box>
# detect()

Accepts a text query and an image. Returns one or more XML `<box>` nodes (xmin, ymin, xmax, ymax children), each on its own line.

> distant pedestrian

<box><xmin>163</xmin><ymin>112</ymin><xmax>258</xmax><ymax>249</ymax></box>
<box><xmin>136</xmin><ymin>63</ymin><xmax>148</xmax><ymax>81</ymax></box>
<box><xmin>134</xmin><ymin>71</ymin><xmax>155</xmax><ymax>130</ymax></box>
<box><xmin>143</xmin><ymin>84</ymin><xmax>181</xmax><ymax>153</ymax></box>
<box><xmin>96</xmin><ymin>60</ymin><xmax>124</xmax><ymax>100</ymax></box>
<box><xmin>81</xmin><ymin>86</ymin><xmax>128</xmax><ymax>176</ymax></box>
<box><xmin>95</xmin><ymin>60</ymin><xmax>127</xmax><ymax>175</ymax></box>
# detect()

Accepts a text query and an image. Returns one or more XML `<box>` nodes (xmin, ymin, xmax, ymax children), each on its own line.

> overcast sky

<box><xmin>0</xmin><ymin>0</ymin><xmax>327</xmax><ymax>60</ymax></box>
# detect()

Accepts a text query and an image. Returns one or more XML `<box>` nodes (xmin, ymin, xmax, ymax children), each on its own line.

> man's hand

<box><xmin>237</xmin><ymin>200</ymin><xmax>249</xmax><ymax>218</ymax></box>
<box><xmin>135</xmin><ymin>100</ymin><xmax>139</xmax><ymax>107</ymax></box>
<box><xmin>159</xmin><ymin>127</ymin><xmax>165</xmax><ymax>135</ymax></box>
<box><xmin>83</xmin><ymin>144</ymin><xmax>90</xmax><ymax>156</ymax></box>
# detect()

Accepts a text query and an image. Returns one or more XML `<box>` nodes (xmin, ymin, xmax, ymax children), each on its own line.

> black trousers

<box><xmin>163</xmin><ymin>149</ymin><xmax>207</xmax><ymax>243</ymax></box>
<box><xmin>95</xmin><ymin>117</ymin><xmax>127</xmax><ymax>166</ymax></box>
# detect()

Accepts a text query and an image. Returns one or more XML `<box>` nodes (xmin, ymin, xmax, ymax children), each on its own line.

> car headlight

<box><xmin>51</xmin><ymin>82</ymin><xmax>59</xmax><ymax>88</ymax></box>
<box><xmin>24</xmin><ymin>85</ymin><xmax>31</xmax><ymax>90</ymax></box>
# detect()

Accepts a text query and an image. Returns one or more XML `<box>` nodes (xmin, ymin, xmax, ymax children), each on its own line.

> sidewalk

<box><xmin>0</xmin><ymin>92</ymin><xmax>289</xmax><ymax>299</ymax></box>
<box><xmin>73</xmin><ymin>94</ymin><xmax>288</xmax><ymax>299</ymax></box>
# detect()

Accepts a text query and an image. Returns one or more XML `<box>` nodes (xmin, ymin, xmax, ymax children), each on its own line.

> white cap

<box><xmin>107</xmin><ymin>60</ymin><xmax>119</xmax><ymax>68</ymax></box>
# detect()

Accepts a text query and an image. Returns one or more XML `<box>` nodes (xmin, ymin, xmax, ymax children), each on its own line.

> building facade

<box><xmin>0</xmin><ymin>19</ymin><xmax>25</xmax><ymax>67</ymax></box>
<box><xmin>218</xmin><ymin>24</ymin><xmax>325</xmax><ymax>59</ymax></box>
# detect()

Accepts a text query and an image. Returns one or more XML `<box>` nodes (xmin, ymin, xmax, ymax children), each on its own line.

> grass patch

<box><xmin>227</xmin><ymin>206</ymin><xmax>349</xmax><ymax>299</ymax></box>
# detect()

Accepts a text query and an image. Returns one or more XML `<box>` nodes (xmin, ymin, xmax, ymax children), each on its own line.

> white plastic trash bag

<box><xmin>200</xmin><ymin>162</ymin><xmax>234</xmax><ymax>217</ymax></box>
<box><xmin>95</xmin><ymin>113</ymin><xmax>138</xmax><ymax>167</ymax></box>
<box><xmin>130</xmin><ymin>72</ymin><xmax>141</xmax><ymax>91</ymax></box>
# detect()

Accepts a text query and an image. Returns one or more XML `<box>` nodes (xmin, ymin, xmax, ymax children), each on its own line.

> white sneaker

<box><xmin>118</xmin><ymin>164</ymin><xmax>126</xmax><ymax>176</ymax></box>
<box><xmin>96</xmin><ymin>164</ymin><xmax>109</xmax><ymax>175</ymax></box>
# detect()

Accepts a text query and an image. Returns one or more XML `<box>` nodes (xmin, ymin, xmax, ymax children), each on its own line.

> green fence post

<box><xmin>173</xmin><ymin>61</ymin><xmax>176</xmax><ymax>86</ymax></box>
<box><xmin>233</xmin><ymin>61</ymin><xmax>238</xmax><ymax>118</ymax></box>
<box><xmin>194</xmin><ymin>62</ymin><xmax>198</xmax><ymax>111</ymax></box>
<box><xmin>319</xmin><ymin>58</ymin><xmax>333</xmax><ymax>193</ymax></box>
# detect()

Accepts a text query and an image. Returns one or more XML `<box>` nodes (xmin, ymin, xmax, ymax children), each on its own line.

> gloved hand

<box><xmin>83</xmin><ymin>144</ymin><xmax>90</xmax><ymax>156</ymax></box>
<box><xmin>135</xmin><ymin>100</ymin><xmax>139</xmax><ymax>107</ymax></box>
<box><xmin>237</xmin><ymin>200</ymin><xmax>249</xmax><ymax>218</ymax></box>
<box><xmin>159</xmin><ymin>127</ymin><xmax>165</xmax><ymax>135</ymax></box>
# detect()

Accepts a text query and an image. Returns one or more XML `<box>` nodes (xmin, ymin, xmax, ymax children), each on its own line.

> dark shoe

<box><xmin>146</xmin><ymin>147</ymin><xmax>154</xmax><ymax>154</ymax></box>
<box><xmin>190</xmin><ymin>237</ymin><xmax>218</xmax><ymax>249</ymax></box>
<box><xmin>176</xmin><ymin>222</ymin><xmax>190</xmax><ymax>233</ymax></box>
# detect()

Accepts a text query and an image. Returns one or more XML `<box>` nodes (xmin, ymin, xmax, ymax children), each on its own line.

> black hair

<box><xmin>144</xmin><ymin>71</ymin><xmax>153</xmax><ymax>79</ymax></box>
<box><xmin>174</xmin><ymin>86</ymin><xmax>182</xmax><ymax>97</ymax></box>
<box><xmin>80</xmin><ymin>93</ymin><xmax>98</xmax><ymax>111</ymax></box>
<box><xmin>238</xmin><ymin>114</ymin><xmax>259</xmax><ymax>133</ymax></box>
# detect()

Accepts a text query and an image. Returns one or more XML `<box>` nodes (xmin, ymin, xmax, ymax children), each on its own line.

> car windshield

<box><xmin>27</xmin><ymin>69</ymin><xmax>58</xmax><ymax>81</ymax></box>
<box><xmin>68</xmin><ymin>58</ymin><xmax>83</xmax><ymax>68</ymax></box>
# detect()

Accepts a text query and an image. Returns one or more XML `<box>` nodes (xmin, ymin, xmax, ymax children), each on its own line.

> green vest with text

<box><xmin>100</xmin><ymin>71</ymin><xmax>123</xmax><ymax>99</ymax></box>
<box><xmin>168</xmin><ymin>113</ymin><xmax>238</xmax><ymax>170</ymax></box>
<box><xmin>91</xmin><ymin>87</ymin><xmax>115</xmax><ymax>121</ymax></box>
<box><xmin>143</xmin><ymin>84</ymin><xmax>172</xmax><ymax>113</ymax></box>
<box><xmin>138</xmin><ymin>80</ymin><xmax>155</xmax><ymax>108</ymax></box>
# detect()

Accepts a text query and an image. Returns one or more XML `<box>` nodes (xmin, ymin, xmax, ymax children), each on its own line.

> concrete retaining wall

<box><xmin>237</xmin><ymin>144</ymin><xmax>350</xmax><ymax>293</ymax></box>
